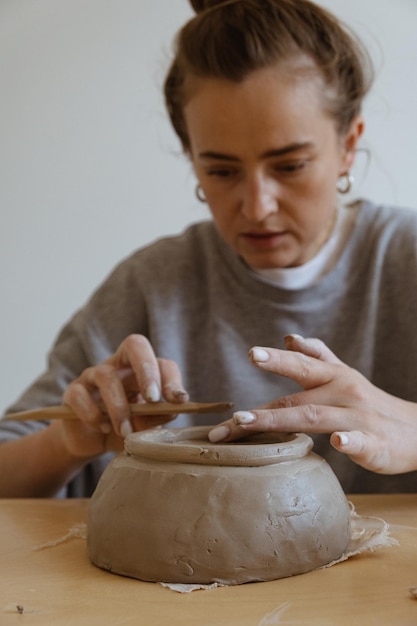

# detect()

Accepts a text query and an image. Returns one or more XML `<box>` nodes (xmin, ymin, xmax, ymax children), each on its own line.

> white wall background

<box><xmin>1</xmin><ymin>0</ymin><xmax>416</xmax><ymax>411</ymax></box>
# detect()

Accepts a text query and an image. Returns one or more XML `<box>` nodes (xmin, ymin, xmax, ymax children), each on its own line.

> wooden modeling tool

<box><xmin>7</xmin><ymin>401</ymin><xmax>234</xmax><ymax>421</ymax></box>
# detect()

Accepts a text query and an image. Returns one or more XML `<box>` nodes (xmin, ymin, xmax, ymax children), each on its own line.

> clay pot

<box><xmin>87</xmin><ymin>426</ymin><xmax>350</xmax><ymax>585</ymax></box>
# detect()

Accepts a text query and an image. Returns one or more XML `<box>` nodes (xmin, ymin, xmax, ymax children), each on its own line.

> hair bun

<box><xmin>189</xmin><ymin>0</ymin><xmax>231</xmax><ymax>14</ymax></box>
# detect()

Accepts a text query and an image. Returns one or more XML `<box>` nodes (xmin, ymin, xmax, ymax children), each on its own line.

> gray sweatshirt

<box><xmin>2</xmin><ymin>200</ymin><xmax>417</xmax><ymax>495</ymax></box>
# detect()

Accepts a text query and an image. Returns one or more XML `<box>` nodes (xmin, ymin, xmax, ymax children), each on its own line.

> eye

<box><xmin>275</xmin><ymin>160</ymin><xmax>308</xmax><ymax>174</ymax></box>
<box><xmin>206</xmin><ymin>167</ymin><xmax>237</xmax><ymax>178</ymax></box>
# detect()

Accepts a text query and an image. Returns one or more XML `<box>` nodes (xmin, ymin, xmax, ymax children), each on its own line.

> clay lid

<box><xmin>124</xmin><ymin>426</ymin><xmax>313</xmax><ymax>467</ymax></box>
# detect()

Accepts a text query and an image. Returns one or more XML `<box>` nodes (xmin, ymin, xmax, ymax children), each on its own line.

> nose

<box><xmin>240</xmin><ymin>173</ymin><xmax>278</xmax><ymax>222</ymax></box>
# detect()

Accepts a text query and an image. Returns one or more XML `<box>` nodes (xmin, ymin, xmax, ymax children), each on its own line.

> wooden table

<box><xmin>0</xmin><ymin>495</ymin><xmax>416</xmax><ymax>625</ymax></box>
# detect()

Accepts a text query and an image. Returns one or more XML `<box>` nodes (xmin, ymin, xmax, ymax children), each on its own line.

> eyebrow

<box><xmin>198</xmin><ymin>142</ymin><xmax>315</xmax><ymax>161</ymax></box>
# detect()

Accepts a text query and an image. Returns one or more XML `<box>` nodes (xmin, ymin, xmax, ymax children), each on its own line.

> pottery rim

<box><xmin>124</xmin><ymin>426</ymin><xmax>314</xmax><ymax>467</ymax></box>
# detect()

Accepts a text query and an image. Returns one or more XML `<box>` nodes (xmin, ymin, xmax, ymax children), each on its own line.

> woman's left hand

<box><xmin>208</xmin><ymin>334</ymin><xmax>417</xmax><ymax>475</ymax></box>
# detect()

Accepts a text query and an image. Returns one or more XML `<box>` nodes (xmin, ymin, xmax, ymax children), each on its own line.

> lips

<box><xmin>240</xmin><ymin>230</ymin><xmax>287</xmax><ymax>249</ymax></box>
<box><xmin>243</xmin><ymin>230</ymin><xmax>283</xmax><ymax>238</ymax></box>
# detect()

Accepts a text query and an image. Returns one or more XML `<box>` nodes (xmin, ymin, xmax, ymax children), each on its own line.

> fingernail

<box><xmin>233</xmin><ymin>411</ymin><xmax>256</xmax><ymax>425</ymax></box>
<box><xmin>172</xmin><ymin>389</ymin><xmax>189</xmax><ymax>401</ymax></box>
<box><xmin>285</xmin><ymin>333</ymin><xmax>304</xmax><ymax>343</ymax></box>
<box><xmin>250</xmin><ymin>347</ymin><xmax>269</xmax><ymax>362</ymax></box>
<box><xmin>208</xmin><ymin>425</ymin><xmax>230</xmax><ymax>443</ymax></box>
<box><xmin>120</xmin><ymin>420</ymin><xmax>133</xmax><ymax>438</ymax></box>
<box><xmin>145</xmin><ymin>382</ymin><xmax>160</xmax><ymax>402</ymax></box>
<box><xmin>163</xmin><ymin>383</ymin><xmax>189</xmax><ymax>401</ymax></box>
<box><xmin>337</xmin><ymin>433</ymin><xmax>349</xmax><ymax>446</ymax></box>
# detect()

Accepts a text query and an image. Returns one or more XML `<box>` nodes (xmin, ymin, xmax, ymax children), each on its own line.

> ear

<box><xmin>339</xmin><ymin>115</ymin><xmax>364</xmax><ymax>174</ymax></box>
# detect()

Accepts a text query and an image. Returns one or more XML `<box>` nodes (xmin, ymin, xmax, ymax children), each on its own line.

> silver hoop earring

<box><xmin>195</xmin><ymin>184</ymin><xmax>207</xmax><ymax>203</ymax></box>
<box><xmin>337</xmin><ymin>173</ymin><xmax>354</xmax><ymax>195</ymax></box>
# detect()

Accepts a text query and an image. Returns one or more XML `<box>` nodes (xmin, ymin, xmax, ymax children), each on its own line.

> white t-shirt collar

<box><xmin>253</xmin><ymin>204</ymin><xmax>358</xmax><ymax>290</ymax></box>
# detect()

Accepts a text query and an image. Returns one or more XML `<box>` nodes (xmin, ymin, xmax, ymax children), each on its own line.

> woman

<box><xmin>1</xmin><ymin>0</ymin><xmax>417</xmax><ymax>496</ymax></box>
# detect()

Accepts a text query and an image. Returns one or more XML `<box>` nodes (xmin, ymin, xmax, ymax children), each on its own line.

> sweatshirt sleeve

<box><xmin>1</xmin><ymin>252</ymin><xmax>147</xmax><ymax>441</ymax></box>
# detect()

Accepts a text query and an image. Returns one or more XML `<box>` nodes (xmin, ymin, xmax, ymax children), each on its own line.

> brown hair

<box><xmin>164</xmin><ymin>0</ymin><xmax>374</xmax><ymax>150</ymax></box>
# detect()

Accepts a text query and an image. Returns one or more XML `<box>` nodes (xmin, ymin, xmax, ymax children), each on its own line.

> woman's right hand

<box><xmin>60</xmin><ymin>334</ymin><xmax>189</xmax><ymax>459</ymax></box>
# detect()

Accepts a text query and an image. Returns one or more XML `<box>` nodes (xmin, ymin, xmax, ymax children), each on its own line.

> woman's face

<box><xmin>184</xmin><ymin>63</ymin><xmax>363</xmax><ymax>269</ymax></box>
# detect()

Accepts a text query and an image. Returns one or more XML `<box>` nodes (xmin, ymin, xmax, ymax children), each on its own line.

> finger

<box><xmin>284</xmin><ymin>335</ymin><xmax>342</xmax><ymax>364</ymax></box>
<box><xmin>261</xmin><ymin>383</ymin><xmax>349</xmax><ymax>413</ymax></box>
<box><xmin>158</xmin><ymin>358</ymin><xmax>190</xmax><ymax>403</ymax></box>
<box><xmin>330</xmin><ymin>431</ymin><xmax>390</xmax><ymax>473</ymax></box>
<box><xmin>59</xmin><ymin>417</ymin><xmax>123</xmax><ymax>457</ymax></box>
<box><xmin>249</xmin><ymin>346</ymin><xmax>336</xmax><ymax>390</ymax></box>
<box><xmin>112</xmin><ymin>335</ymin><xmax>161</xmax><ymax>402</ymax></box>
<box><xmin>62</xmin><ymin>379</ymin><xmax>111</xmax><ymax>435</ymax></box>
<box><xmin>209</xmin><ymin>410</ymin><xmax>294</xmax><ymax>444</ymax></box>
<box><xmin>208</xmin><ymin>418</ymin><xmax>243</xmax><ymax>443</ymax></box>
<box><xmin>210</xmin><ymin>403</ymin><xmax>360</xmax><ymax>443</ymax></box>
<box><xmin>76</xmin><ymin>363</ymin><xmax>132</xmax><ymax>437</ymax></box>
